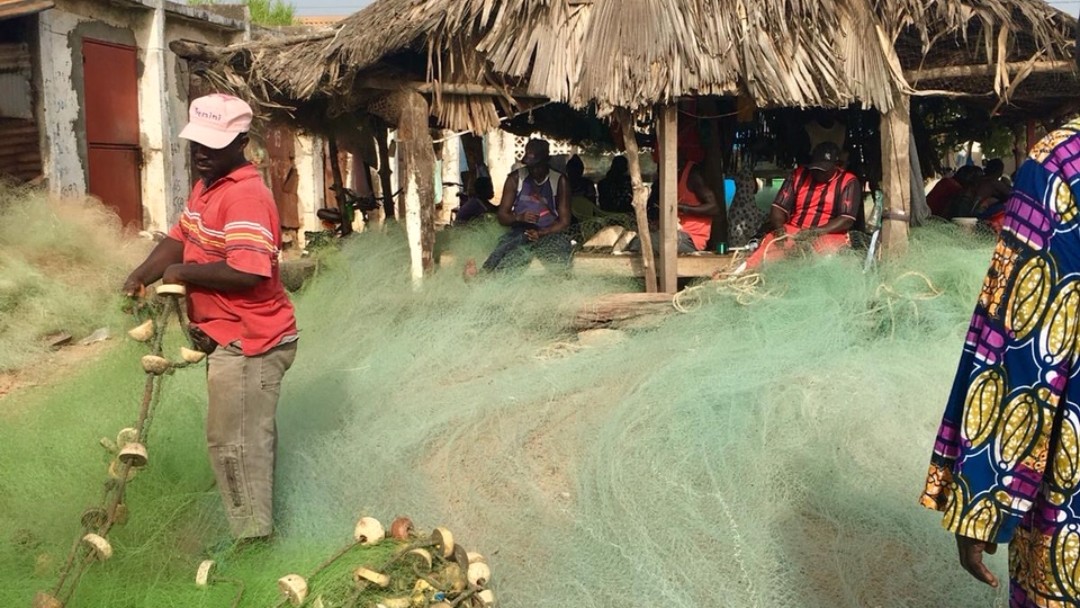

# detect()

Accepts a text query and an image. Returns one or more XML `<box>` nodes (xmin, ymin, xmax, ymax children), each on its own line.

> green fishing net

<box><xmin>0</xmin><ymin>195</ymin><xmax>1012</xmax><ymax>607</ymax></box>
<box><xmin>0</xmin><ymin>183</ymin><xmax>148</xmax><ymax>372</ymax></box>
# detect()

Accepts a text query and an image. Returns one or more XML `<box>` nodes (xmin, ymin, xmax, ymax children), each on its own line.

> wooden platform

<box><xmin>439</xmin><ymin>251</ymin><xmax>736</xmax><ymax>278</ymax></box>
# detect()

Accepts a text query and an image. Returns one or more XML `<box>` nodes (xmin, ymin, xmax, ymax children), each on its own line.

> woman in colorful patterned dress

<box><xmin>922</xmin><ymin>115</ymin><xmax>1080</xmax><ymax>606</ymax></box>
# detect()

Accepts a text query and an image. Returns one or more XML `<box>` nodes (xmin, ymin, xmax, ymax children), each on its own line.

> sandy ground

<box><xmin>0</xmin><ymin>338</ymin><xmax>117</xmax><ymax>404</ymax></box>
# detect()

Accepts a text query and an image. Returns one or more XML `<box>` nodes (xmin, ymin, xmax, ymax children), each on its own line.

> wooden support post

<box><xmin>397</xmin><ymin>90</ymin><xmax>436</xmax><ymax>285</ymax></box>
<box><xmin>880</xmin><ymin>94</ymin><xmax>912</xmax><ymax>258</ymax></box>
<box><xmin>1026</xmin><ymin>120</ymin><xmax>1037</xmax><ymax>153</ymax></box>
<box><xmin>615</xmin><ymin>107</ymin><xmax>658</xmax><ymax>293</ymax></box>
<box><xmin>375</xmin><ymin>122</ymin><xmax>395</xmax><ymax>219</ymax></box>
<box><xmin>327</xmin><ymin>135</ymin><xmax>352</xmax><ymax>237</ymax></box>
<box><xmin>657</xmin><ymin>105</ymin><xmax>678</xmax><ymax>294</ymax></box>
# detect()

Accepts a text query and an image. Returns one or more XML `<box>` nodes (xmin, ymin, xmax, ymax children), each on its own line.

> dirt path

<box><xmin>0</xmin><ymin>338</ymin><xmax>118</xmax><ymax>405</ymax></box>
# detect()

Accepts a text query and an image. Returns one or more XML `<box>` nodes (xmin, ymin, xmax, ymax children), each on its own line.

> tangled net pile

<box><xmin>0</xmin><ymin>182</ymin><xmax>147</xmax><ymax>372</ymax></box>
<box><xmin>1</xmin><ymin>216</ymin><xmax>1012</xmax><ymax>607</ymax></box>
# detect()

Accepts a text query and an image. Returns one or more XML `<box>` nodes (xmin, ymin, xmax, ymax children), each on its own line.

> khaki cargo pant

<box><xmin>206</xmin><ymin>340</ymin><xmax>297</xmax><ymax>539</ymax></box>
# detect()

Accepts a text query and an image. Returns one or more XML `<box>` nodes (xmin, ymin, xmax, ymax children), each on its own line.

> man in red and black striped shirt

<box><xmin>743</xmin><ymin>142</ymin><xmax>859</xmax><ymax>270</ymax></box>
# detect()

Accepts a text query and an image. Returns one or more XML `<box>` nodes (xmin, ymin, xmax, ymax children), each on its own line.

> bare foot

<box><xmin>463</xmin><ymin>259</ymin><xmax>478</xmax><ymax>281</ymax></box>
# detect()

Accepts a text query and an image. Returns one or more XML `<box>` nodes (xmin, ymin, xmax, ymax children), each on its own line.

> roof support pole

<box><xmin>880</xmin><ymin>93</ymin><xmax>912</xmax><ymax>258</ymax></box>
<box><xmin>397</xmin><ymin>89</ymin><xmax>436</xmax><ymax>286</ymax></box>
<box><xmin>615</xmin><ymin>107</ymin><xmax>658</xmax><ymax>293</ymax></box>
<box><xmin>657</xmin><ymin>104</ymin><xmax>679</xmax><ymax>294</ymax></box>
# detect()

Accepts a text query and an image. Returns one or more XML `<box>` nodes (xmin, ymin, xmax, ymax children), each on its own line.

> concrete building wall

<box><xmin>34</xmin><ymin>0</ymin><xmax>245</xmax><ymax>231</ymax></box>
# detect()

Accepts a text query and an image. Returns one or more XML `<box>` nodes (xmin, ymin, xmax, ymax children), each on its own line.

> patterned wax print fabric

<box><xmin>921</xmin><ymin>120</ymin><xmax>1080</xmax><ymax>607</ymax></box>
<box><xmin>728</xmin><ymin>165</ymin><xmax>766</xmax><ymax>248</ymax></box>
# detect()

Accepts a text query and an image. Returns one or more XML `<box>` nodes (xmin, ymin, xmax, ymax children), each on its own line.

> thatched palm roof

<box><xmin>180</xmin><ymin>0</ymin><xmax>1076</xmax><ymax>132</ymax></box>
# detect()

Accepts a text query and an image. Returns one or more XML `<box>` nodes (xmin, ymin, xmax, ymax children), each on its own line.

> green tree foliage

<box><xmin>188</xmin><ymin>0</ymin><xmax>296</xmax><ymax>26</ymax></box>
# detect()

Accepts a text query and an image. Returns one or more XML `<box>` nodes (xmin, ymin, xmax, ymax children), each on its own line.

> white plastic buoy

<box><xmin>156</xmin><ymin>284</ymin><xmax>186</xmax><ymax>297</ymax></box>
<box><xmin>80</xmin><ymin>507</ymin><xmax>107</xmax><ymax>529</ymax></box>
<box><xmin>82</xmin><ymin>533</ymin><xmax>112</xmax><ymax>561</ymax></box>
<box><xmin>403</xmin><ymin>548</ymin><xmax>433</xmax><ymax>570</ymax></box>
<box><xmin>195</xmin><ymin>560</ymin><xmax>216</xmax><ymax>587</ymax></box>
<box><xmin>180</xmin><ymin>347</ymin><xmax>207</xmax><ymax>364</ymax></box>
<box><xmin>127</xmin><ymin>319</ymin><xmax>154</xmax><ymax>342</ymax></box>
<box><xmin>141</xmin><ymin>355</ymin><xmax>170</xmax><ymax>375</ymax></box>
<box><xmin>376</xmin><ymin>598</ymin><xmax>410</xmax><ymax>608</ymax></box>
<box><xmin>108</xmin><ymin>459</ymin><xmax>136</xmax><ymax>481</ymax></box>
<box><xmin>353</xmin><ymin>516</ymin><xmax>385</xmax><ymax>545</ymax></box>
<box><xmin>439</xmin><ymin>564</ymin><xmax>466</xmax><ymax>593</ymax></box>
<box><xmin>32</xmin><ymin>591</ymin><xmax>63</xmax><ymax>608</ymax></box>
<box><xmin>277</xmin><ymin>574</ymin><xmax>308</xmax><ymax>607</ymax></box>
<box><xmin>118</xmin><ymin>442</ymin><xmax>148</xmax><ymax>468</ymax></box>
<box><xmin>353</xmin><ymin>566</ymin><xmax>390</xmax><ymax>588</ymax></box>
<box><xmin>115</xmin><ymin>427</ymin><xmax>139</xmax><ymax>449</ymax></box>
<box><xmin>476</xmin><ymin>589</ymin><xmax>496</xmax><ymax>606</ymax></box>
<box><xmin>466</xmin><ymin>551</ymin><xmax>486</xmax><ymax>564</ymax></box>
<box><xmin>467</xmin><ymin>561</ymin><xmax>492</xmax><ymax>587</ymax></box>
<box><xmin>431</xmin><ymin>527</ymin><xmax>455</xmax><ymax>558</ymax></box>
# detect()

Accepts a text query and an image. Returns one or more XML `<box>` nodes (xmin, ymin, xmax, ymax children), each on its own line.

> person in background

<box><xmin>597</xmin><ymin>155</ymin><xmax>635</xmax><ymax>215</ymax></box>
<box><xmin>476</xmin><ymin>138</ymin><xmax>573</xmax><ymax>272</ymax></box>
<box><xmin>122</xmin><ymin>94</ymin><xmax>298</xmax><ymax>544</ymax></box>
<box><xmin>920</xmin><ymin>115</ymin><xmax>1080</xmax><ymax>607</ymax></box>
<box><xmin>739</xmin><ymin>142</ymin><xmax>859</xmax><ymax>271</ymax></box>
<box><xmin>943</xmin><ymin>166</ymin><xmax>987</xmax><ymax>220</ymax></box>
<box><xmin>453</xmin><ymin>176</ymin><xmax>497</xmax><ymax>226</ymax></box>
<box><xmin>566</xmin><ymin>155</ymin><xmax>597</xmax><ymax>206</ymax></box>
<box><xmin>628</xmin><ymin>151</ymin><xmax>722</xmax><ymax>254</ymax></box>
<box><xmin>727</xmin><ymin>161</ymin><xmax>765</xmax><ymax>248</ymax></box>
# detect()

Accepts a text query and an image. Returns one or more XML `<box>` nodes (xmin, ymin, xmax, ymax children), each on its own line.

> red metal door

<box><xmin>82</xmin><ymin>39</ymin><xmax>142</xmax><ymax>228</ymax></box>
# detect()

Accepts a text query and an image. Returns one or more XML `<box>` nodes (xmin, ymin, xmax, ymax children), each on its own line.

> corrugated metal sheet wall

<box><xmin>0</xmin><ymin>42</ymin><xmax>42</xmax><ymax>183</ymax></box>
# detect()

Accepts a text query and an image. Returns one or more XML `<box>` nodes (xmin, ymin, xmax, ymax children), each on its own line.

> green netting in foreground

<box><xmin>0</xmin><ymin>220</ymin><xmax>1010</xmax><ymax>607</ymax></box>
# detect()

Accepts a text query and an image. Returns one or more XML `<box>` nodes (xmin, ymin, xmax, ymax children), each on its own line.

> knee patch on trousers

<box><xmin>213</xmin><ymin>446</ymin><xmax>252</xmax><ymax>517</ymax></box>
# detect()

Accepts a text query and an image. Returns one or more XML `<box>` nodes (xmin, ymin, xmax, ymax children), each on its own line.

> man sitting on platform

<box><xmin>479</xmin><ymin>139</ymin><xmax>573</xmax><ymax>273</ymax></box>
<box><xmin>740</xmin><ymin>142</ymin><xmax>859</xmax><ymax>271</ymax></box>
<box><xmin>627</xmin><ymin>152</ymin><xmax>722</xmax><ymax>254</ymax></box>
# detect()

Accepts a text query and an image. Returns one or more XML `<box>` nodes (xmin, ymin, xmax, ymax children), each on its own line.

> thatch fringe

<box><xmin>177</xmin><ymin>0</ymin><xmax>1077</xmax><ymax>132</ymax></box>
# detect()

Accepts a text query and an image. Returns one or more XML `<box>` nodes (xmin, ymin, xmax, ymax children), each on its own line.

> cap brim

<box><xmin>809</xmin><ymin>161</ymin><xmax>837</xmax><ymax>173</ymax></box>
<box><xmin>179</xmin><ymin>123</ymin><xmax>240</xmax><ymax>149</ymax></box>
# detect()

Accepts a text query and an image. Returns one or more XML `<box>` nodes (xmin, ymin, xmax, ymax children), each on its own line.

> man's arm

<box><xmin>763</xmin><ymin>176</ymin><xmax>798</xmax><ymax>233</ymax></box>
<box><xmin>537</xmin><ymin>175</ymin><xmax>573</xmax><ymax>237</ymax></box>
<box><xmin>123</xmin><ymin>237</ymin><xmax>184</xmax><ymax>295</ymax></box>
<box><xmin>495</xmin><ymin>173</ymin><xmax>539</xmax><ymax>226</ymax></box>
<box><xmin>162</xmin><ymin>261</ymin><xmax>262</xmax><ymax>292</ymax></box>
<box><xmin>678</xmin><ymin>167</ymin><xmax>722</xmax><ymax>217</ymax></box>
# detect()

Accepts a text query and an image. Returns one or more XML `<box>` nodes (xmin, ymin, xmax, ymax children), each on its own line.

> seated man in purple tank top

<box><xmin>480</xmin><ymin>139</ymin><xmax>573</xmax><ymax>273</ymax></box>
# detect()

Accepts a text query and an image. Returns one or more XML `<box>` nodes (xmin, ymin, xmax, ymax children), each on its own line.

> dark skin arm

<box><xmin>677</xmin><ymin>167</ymin><xmax>722</xmax><ymax>217</ymax></box>
<box><xmin>161</xmin><ymin>262</ymin><xmax>263</xmax><ymax>292</ymax></box>
<box><xmin>956</xmin><ymin>535</ymin><xmax>999</xmax><ymax>588</ymax></box>
<box><xmin>123</xmin><ymin>237</ymin><xmax>184</xmax><ymax>296</ymax></box>
<box><xmin>122</xmin><ymin>237</ymin><xmax>263</xmax><ymax>295</ymax></box>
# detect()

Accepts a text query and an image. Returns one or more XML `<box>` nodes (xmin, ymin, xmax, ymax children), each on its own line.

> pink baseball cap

<box><xmin>179</xmin><ymin>94</ymin><xmax>253</xmax><ymax>149</ymax></box>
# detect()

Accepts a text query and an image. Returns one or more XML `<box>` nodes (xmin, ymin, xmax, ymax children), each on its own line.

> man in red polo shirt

<box><xmin>123</xmin><ymin>94</ymin><xmax>297</xmax><ymax>542</ymax></box>
<box><xmin>741</xmin><ymin>142</ymin><xmax>859</xmax><ymax>271</ymax></box>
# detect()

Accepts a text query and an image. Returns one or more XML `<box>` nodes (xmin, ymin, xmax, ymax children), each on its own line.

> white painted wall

<box><xmin>37</xmin><ymin>8</ymin><xmax>86</xmax><ymax>198</ymax></box>
<box><xmin>293</xmin><ymin>134</ymin><xmax>322</xmax><ymax>248</ymax></box>
<box><xmin>35</xmin><ymin>0</ymin><xmax>245</xmax><ymax>231</ymax></box>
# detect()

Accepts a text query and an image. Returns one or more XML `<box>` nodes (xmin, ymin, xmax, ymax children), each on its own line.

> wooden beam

<box><xmin>327</xmin><ymin>136</ymin><xmax>352</xmax><ymax>237</ymax></box>
<box><xmin>615</xmin><ymin>107</ymin><xmax>658</xmax><ymax>293</ymax></box>
<box><xmin>905</xmin><ymin>60</ymin><xmax>1075</xmax><ymax>83</ymax></box>
<box><xmin>657</xmin><ymin>105</ymin><xmax>678</xmax><ymax>294</ymax></box>
<box><xmin>880</xmin><ymin>94</ymin><xmax>912</xmax><ymax>258</ymax></box>
<box><xmin>397</xmin><ymin>90</ymin><xmax>437</xmax><ymax>285</ymax></box>
<box><xmin>575</xmin><ymin>293</ymin><xmax>675</xmax><ymax>331</ymax></box>
<box><xmin>357</xmin><ymin>78</ymin><xmax>546</xmax><ymax>99</ymax></box>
